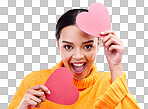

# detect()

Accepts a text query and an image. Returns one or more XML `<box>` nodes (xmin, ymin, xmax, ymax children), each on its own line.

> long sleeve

<box><xmin>7</xmin><ymin>61</ymin><xmax>140</xmax><ymax>109</ymax></box>
<box><xmin>94</xmin><ymin>72</ymin><xmax>140</xmax><ymax>109</ymax></box>
<box><xmin>8</xmin><ymin>74</ymin><xmax>32</xmax><ymax>109</ymax></box>
<box><xmin>7</xmin><ymin>69</ymin><xmax>52</xmax><ymax>109</ymax></box>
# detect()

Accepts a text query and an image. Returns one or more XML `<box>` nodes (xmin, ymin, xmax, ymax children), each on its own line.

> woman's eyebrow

<box><xmin>62</xmin><ymin>40</ymin><xmax>94</xmax><ymax>45</ymax></box>
<box><xmin>62</xmin><ymin>41</ymin><xmax>73</xmax><ymax>44</ymax></box>
<box><xmin>82</xmin><ymin>40</ymin><xmax>94</xmax><ymax>44</ymax></box>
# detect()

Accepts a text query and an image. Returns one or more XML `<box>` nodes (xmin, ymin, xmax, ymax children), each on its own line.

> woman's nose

<box><xmin>72</xmin><ymin>49</ymin><xmax>84</xmax><ymax>60</ymax></box>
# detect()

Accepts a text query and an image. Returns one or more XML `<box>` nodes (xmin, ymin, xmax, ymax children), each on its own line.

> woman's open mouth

<box><xmin>71</xmin><ymin>62</ymin><xmax>86</xmax><ymax>75</ymax></box>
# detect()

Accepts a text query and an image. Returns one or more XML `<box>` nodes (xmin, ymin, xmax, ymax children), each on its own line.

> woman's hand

<box><xmin>18</xmin><ymin>84</ymin><xmax>51</xmax><ymax>109</ymax></box>
<box><xmin>101</xmin><ymin>30</ymin><xmax>124</xmax><ymax>66</ymax></box>
<box><xmin>101</xmin><ymin>30</ymin><xmax>124</xmax><ymax>82</ymax></box>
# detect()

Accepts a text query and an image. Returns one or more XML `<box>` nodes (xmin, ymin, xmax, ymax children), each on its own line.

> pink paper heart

<box><xmin>44</xmin><ymin>67</ymin><xmax>79</xmax><ymax>105</ymax></box>
<box><xmin>76</xmin><ymin>2</ymin><xmax>111</xmax><ymax>38</ymax></box>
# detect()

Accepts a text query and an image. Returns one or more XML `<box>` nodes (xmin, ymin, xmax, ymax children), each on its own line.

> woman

<box><xmin>8</xmin><ymin>9</ymin><xmax>140</xmax><ymax>109</ymax></box>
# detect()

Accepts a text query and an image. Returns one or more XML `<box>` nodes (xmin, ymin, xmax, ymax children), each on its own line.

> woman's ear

<box><xmin>97</xmin><ymin>38</ymin><xmax>101</xmax><ymax>52</ymax></box>
<box><xmin>56</xmin><ymin>39</ymin><xmax>60</xmax><ymax>52</ymax></box>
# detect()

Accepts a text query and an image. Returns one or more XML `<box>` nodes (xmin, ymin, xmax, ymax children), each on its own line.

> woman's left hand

<box><xmin>101</xmin><ymin>30</ymin><xmax>124</xmax><ymax>67</ymax></box>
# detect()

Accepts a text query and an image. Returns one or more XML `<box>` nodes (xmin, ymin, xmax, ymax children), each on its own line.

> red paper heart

<box><xmin>44</xmin><ymin>67</ymin><xmax>79</xmax><ymax>105</ymax></box>
<box><xmin>76</xmin><ymin>2</ymin><xmax>111</xmax><ymax>38</ymax></box>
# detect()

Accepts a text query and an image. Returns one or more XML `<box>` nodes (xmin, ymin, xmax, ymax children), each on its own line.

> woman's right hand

<box><xmin>17</xmin><ymin>84</ymin><xmax>51</xmax><ymax>109</ymax></box>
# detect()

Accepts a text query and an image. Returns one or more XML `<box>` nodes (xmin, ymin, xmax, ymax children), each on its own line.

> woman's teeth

<box><xmin>73</xmin><ymin>63</ymin><xmax>84</xmax><ymax>66</ymax></box>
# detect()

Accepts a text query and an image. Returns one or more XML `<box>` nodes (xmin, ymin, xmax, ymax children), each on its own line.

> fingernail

<box><xmin>48</xmin><ymin>90</ymin><xmax>51</xmax><ymax>94</ymax></box>
<box><xmin>100</xmin><ymin>32</ymin><xmax>104</xmax><ymax>35</ymax></box>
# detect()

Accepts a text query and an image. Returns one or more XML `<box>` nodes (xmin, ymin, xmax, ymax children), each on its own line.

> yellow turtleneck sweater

<box><xmin>8</xmin><ymin>61</ymin><xmax>140</xmax><ymax>109</ymax></box>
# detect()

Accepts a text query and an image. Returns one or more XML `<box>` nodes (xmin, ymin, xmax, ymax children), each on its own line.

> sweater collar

<box><xmin>51</xmin><ymin>60</ymin><xmax>99</xmax><ymax>89</ymax></box>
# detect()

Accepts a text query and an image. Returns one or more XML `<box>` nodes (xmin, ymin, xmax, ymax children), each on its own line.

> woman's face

<box><xmin>57</xmin><ymin>25</ymin><xmax>101</xmax><ymax>80</ymax></box>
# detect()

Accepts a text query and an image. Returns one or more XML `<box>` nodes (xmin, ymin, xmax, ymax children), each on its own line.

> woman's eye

<box><xmin>84</xmin><ymin>45</ymin><xmax>92</xmax><ymax>50</ymax></box>
<box><xmin>64</xmin><ymin>45</ymin><xmax>73</xmax><ymax>50</ymax></box>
